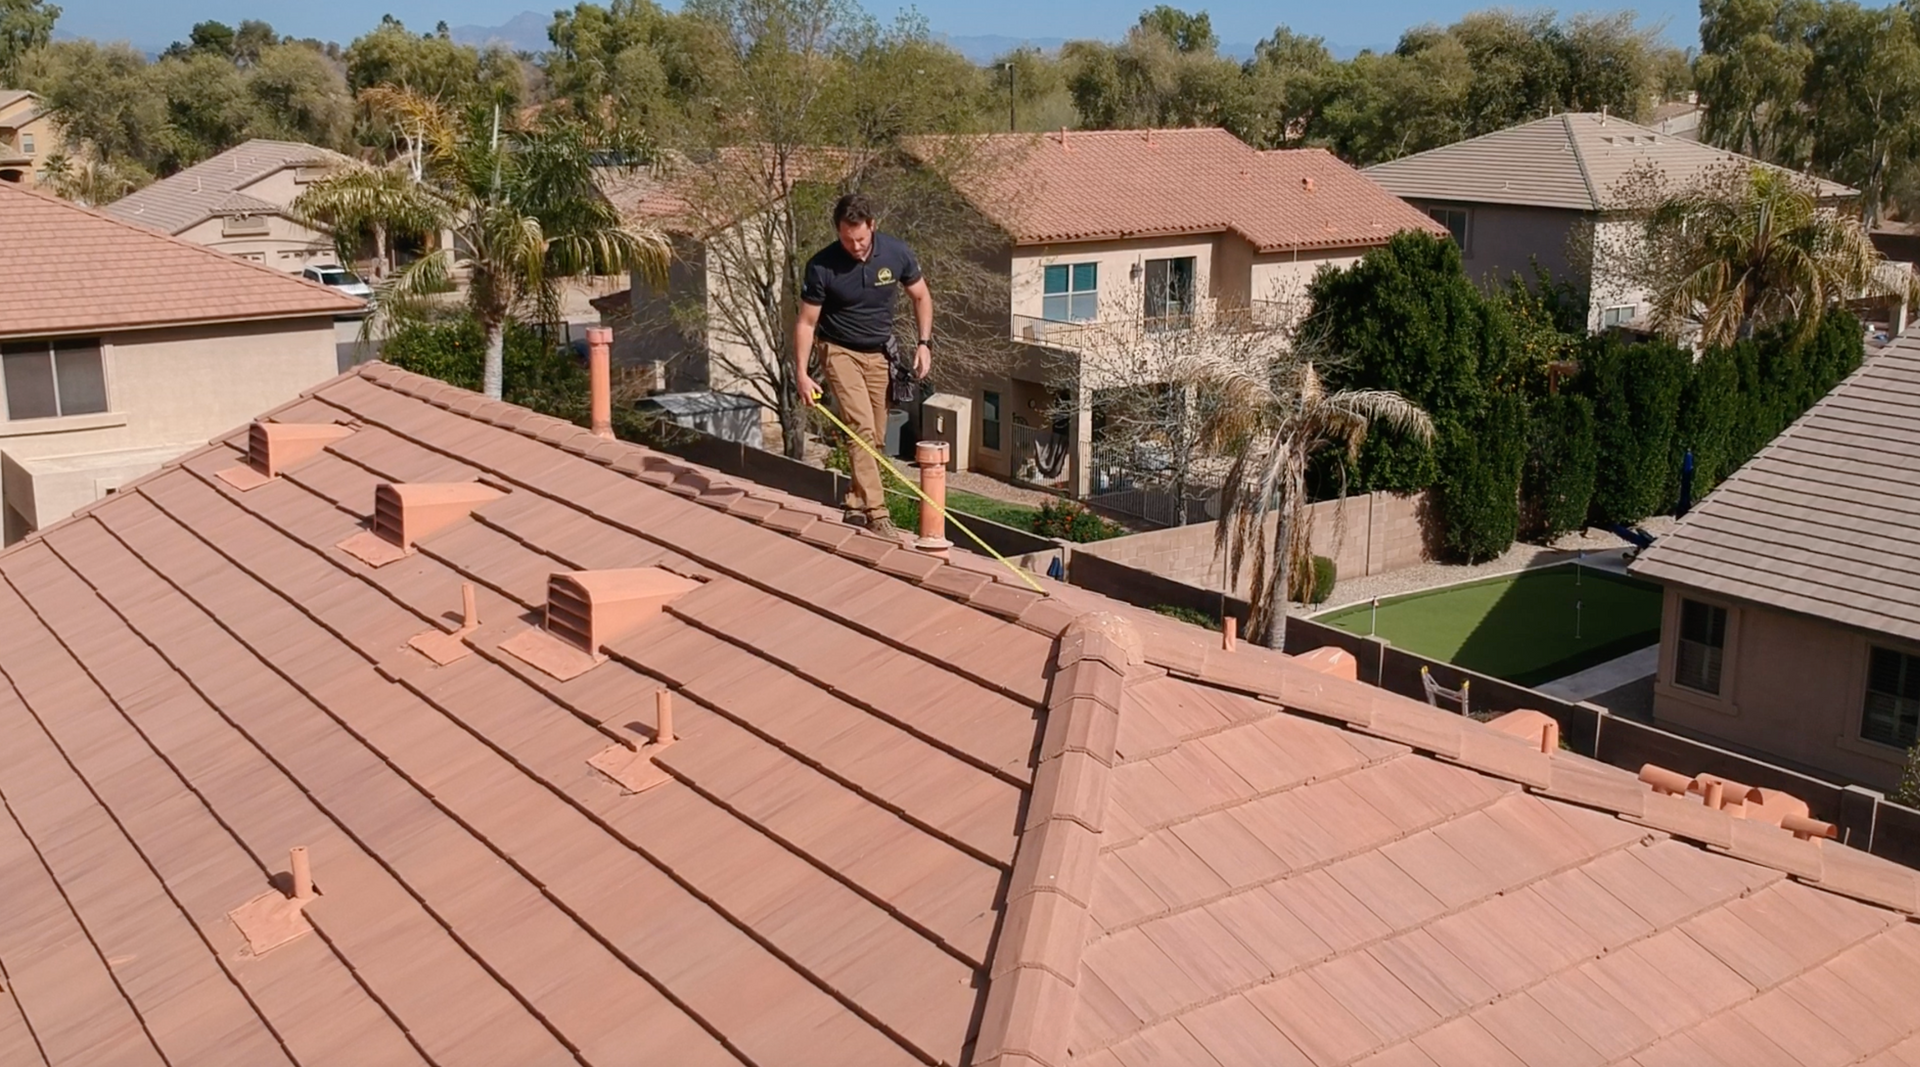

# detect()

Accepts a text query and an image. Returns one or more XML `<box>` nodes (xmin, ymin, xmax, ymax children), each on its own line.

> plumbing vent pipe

<box><xmin>913</xmin><ymin>440</ymin><xmax>952</xmax><ymax>557</ymax></box>
<box><xmin>587</xmin><ymin>326</ymin><xmax>613</xmax><ymax>440</ymax></box>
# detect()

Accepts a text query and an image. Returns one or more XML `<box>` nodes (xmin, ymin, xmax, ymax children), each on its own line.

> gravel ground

<box><xmin>1314</xmin><ymin>516</ymin><xmax>1680</xmax><ymax>613</ymax></box>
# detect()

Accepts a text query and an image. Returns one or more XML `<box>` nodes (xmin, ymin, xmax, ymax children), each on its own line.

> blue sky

<box><xmin>51</xmin><ymin>0</ymin><xmax>1701</xmax><ymax>55</ymax></box>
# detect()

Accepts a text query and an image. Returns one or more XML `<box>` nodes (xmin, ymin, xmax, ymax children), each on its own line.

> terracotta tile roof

<box><xmin>594</xmin><ymin>147</ymin><xmax>854</xmax><ymax>238</ymax></box>
<box><xmin>3</xmin><ymin>361</ymin><xmax>1919</xmax><ymax>1065</ymax></box>
<box><xmin>102</xmin><ymin>138</ymin><xmax>352</xmax><ymax>235</ymax></box>
<box><xmin>1631</xmin><ymin>337</ymin><xmax>1920</xmax><ymax>642</ymax></box>
<box><xmin>0</xmin><ymin>181</ymin><xmax>362</xmax><ymax>340</ymax></box>
<box><xmin>1366</xmin><ymin>113</ymin><xmax>1856</xmax><ymax>212</ymax></box>
<box><xmin>908</xmin><ymin>128</ymin><xmax>1448</xmax><ymax>253</ymax></box>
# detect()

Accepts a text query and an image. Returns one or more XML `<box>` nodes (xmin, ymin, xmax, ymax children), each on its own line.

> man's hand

<box><xmin>913</xmin><ymin>343</ymin><xmax>931</xmax><ymax>381</ymax></box>
<box><xmin>798</xmin><ymin>373</ymin><xmax>821</xmax><ymax>407</ymax></box>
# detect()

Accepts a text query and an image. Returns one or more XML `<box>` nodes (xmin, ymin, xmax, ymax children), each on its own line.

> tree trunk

<box><xmin>482</xmin><ymin>317</ymin><xmax>506</xmax><ymax>401</ymax></box>
<box><xmin>1263</xmin><ymin>505</ymin><xmax>1292</xmax><ymax>652</ymax></box>
<box><xmin>782</xmin><ymin>383</ymin><xmax>807</xmax><ymax>460</ymax></box>
<box><xmin>374</xmin><ymin>224</ymin><xmax>389</xmax><ymax>279</ymax></box>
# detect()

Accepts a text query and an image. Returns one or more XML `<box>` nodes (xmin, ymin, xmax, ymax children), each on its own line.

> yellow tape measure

<box><xmin>811</xmin><ymin>393</ymin><xmax>1046</xmax><ymax>594</ymax></box>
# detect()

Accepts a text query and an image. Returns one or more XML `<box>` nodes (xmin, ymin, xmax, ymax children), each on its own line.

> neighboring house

<box><xmin>1649</xmin><ymin>95</ymin><xmax>1705</xmax><ymax>141</ymax></box>
<box><xmin>1365</xmin><ymin>113</ymin><xmax>1857</xmax><ymax>334</ymax></box>
<box><xmin>0</xmin><ymin>181</ymin><xmax>361</xmax><ymax>542</ymax></box>
<box><xmin>1631</xmin><ymin>336</ymin><xmax>1920</xmax><ymax>790</ymax></box>
<box><xmin>4</xmin><ymin>357</ymin><xmax>1920</xmax><ymax>1065</ymax></box>
<box><xmin>909</xmin><ymin>128</ymin><xmax>1447</xmax><ymax>495</ymax></box>
<box><xmin>102</xmin><ymin>138</ymin><xmax>352</xmax><ymax>272</ymax></box>
<box><xmin>0</xmin><ymin>88</ymin><xmax>59</xmax><ymax>186</ymax></box>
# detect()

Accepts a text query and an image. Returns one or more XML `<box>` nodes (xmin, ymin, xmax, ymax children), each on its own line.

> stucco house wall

<box><xmin>0</xmin><ymin>316</ymin><xmax>340</xmax><ymax>538</ymax></box>
<box><xmin>176</xmin><ymin>213</ymin><xmax>337</xmax><ymax>272</ymax></box>
<box><xmin>1650</xmin><ymin>583</ymin><xmax>1917</xmax><ymax>791</ymax></box>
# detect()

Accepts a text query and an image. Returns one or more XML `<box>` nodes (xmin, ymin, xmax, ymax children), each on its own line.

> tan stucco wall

<box><xmin>1011</xmin><ymin>236</ymin><xmax>1218</xmax><ymax>329</ymax></box>
<box><xmin>0</xmin><ymin>112</ymin><xmax>59</xmax><ymax>186</ymax></box>
<box><xmin>1650</xmin><ymin>584</ymin><xmax>1917</xmax><ymax>790</ymax></box>
<box><xmin>1251</xmin><ymin>248</ymin><xmax>1363</xmax><ymax>326</ymax></box>
<box><xmin>0</xmin><ymin>316</ymin><xmax>341</xmax><ymax>538</ymax></box>
<box><xmin>176</xmin><ymin>214</ymin><xmax>336</xmax><ymax>272</ymax></box>
<box><xmin>1075</xmin><ymin>489</ymin><xmax>1432</xmax><ymax>596</ymax></box>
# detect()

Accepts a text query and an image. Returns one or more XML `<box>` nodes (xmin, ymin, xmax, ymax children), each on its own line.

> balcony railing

<box><xmin>1011</xmin><ymin>299</ymin><xmax>1298</xmax><ymax>353</ymax></box>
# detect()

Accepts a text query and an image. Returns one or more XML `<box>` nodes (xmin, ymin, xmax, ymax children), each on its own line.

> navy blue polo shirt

<box><xmin>800</xmin><ymin>233</ymin><xmax>921</xmax><ymax>353</ymax></box>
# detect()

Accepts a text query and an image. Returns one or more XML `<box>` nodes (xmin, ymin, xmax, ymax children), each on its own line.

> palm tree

<box><xmin>290</xmin><ymin>160</ymin><xmax>441</xmax><ymax>279</ymax></box>
<box><xmin>1644</xmin><ymin>164</ymin><xmax>1918</xmax><ymax>347</ymax></box>
<box><xmin>39</xmin><ymin>154</ymin><xmax>142</xmax><ymax>206</ymax></box>
<box><xmin>1208</xmin><ymin>355</ymin><xmax>1432</xmax><ymax>651</ymax></box>
<box><xmin>293</xmin><ymin>88</ymin><xmax>671</xmax><ymax>400</ymax></box>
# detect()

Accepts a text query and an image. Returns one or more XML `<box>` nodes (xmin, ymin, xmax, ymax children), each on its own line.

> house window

<box><xmin>1</xmin><ymin>338</ymin><xmax>108</xmax><ymax>421</ymax></box>
<box><xmin>1042</xmin><ymin>263</ymin><xmax>1098</xmax><ymax>322</ymax></box>
<box><xmin>21</xmin><ymin>133</ymin><xmax>33</xmax><ymax>155</ymax></box>
<box><xmin>1428</xmin><ymin>207</ymin><xmax>1470</xmax><ymax>249</ymax></box>
<box><xmin>1144</xmin><ymin>256</ymin><xmax>1196</xmax><ymax>330</ymax></box>
<box><xmin>1674</xmin><ymin>598</ymin><xmax>1727</xmax><ymax>695</ymax></box>
<box><xmin>982</xmin><ymin>390</ymin><xmax>1002</xmax><ymax>451</ymax></box>
<box><xmin>1863</xmin><ymin>647</ymin><xmax>1920</xmax><ymax>748</ymax></box>
<box><xmin>1601</xmin><ymin>305</ymin><xmax>1637</xmax><ymax>329</ymax></box>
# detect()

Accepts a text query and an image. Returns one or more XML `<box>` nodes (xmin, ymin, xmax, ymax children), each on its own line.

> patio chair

<box><xmin>1420</xmin><ymin>665</ymin><xmax>1470</xmax><ymax>716</ymax></box>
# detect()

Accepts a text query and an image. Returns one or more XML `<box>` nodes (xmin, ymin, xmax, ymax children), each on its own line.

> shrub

<box><xmin>382</xmin><ymin>317</ymin><xmax>587</xmax><ymax>420</ymax></box>
<box><xmin>1580</xmin><ymin>336</ymin><xmax>1690</xmax><ymax>525</ymax></box>
<box><xmin>1435</xmin><ymin>392</ymin><xmax>1528</xmax><ymax>562</ymax></box>
<box><xmin>1289</xmin><ymin>554</ymin><xmax>1338</xmax><ymax>605</ymax></box>
<box><xmin>1151</xmin><ymin>605</ymin><xmax>1219</xmax><ymax>630</ymax></box>
<box><xmin>1897</xmin><ymin>743</ymin><xmax>1920</xmax><ymax>808</ymax></box>
<box><xmin>1032</xmin><ymin>499</ymin><xmax>1123</xmax><ymax>542</ymax></box>
<box><xmin>1522</xmin><ymin>392</ymin><xmax>1597</xmax><ymax>540</ymax></box>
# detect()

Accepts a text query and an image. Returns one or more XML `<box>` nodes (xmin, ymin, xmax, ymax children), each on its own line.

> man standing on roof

<box><xmin>796</xmin><ymin>193</ymin><xmax>933</xmax><ymax>536</ymax></box>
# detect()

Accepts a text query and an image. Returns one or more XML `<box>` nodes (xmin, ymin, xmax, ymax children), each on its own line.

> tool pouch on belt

<box><xmin>883</xmin><ymin>335</ymin><xmax>916</xmax><ymax>406</ymax></box>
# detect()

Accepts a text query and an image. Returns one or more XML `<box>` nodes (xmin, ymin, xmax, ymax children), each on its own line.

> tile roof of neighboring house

<box><xmin>1632</xmin><ymin>336</ymin><xmax>1920</xmax><ymax>644</ymax></box>
<box><xmin>1366</xmin><ymin>113</ymin><xmax>1856</xmax><ymax>212</ymax></box>
<box><xmin>102</xmin><ymin>137</ymin><xmax>351</xmax><ymax>235</ymax></box>
<box><xmin>5</xmin><ymin>359</ymin><xmax>1920</xmax><ymax>1065</ymax></box>
<box><xmin>594</xmin><ymin>148</ymin><xmax>855</xmax><ymax>238</ymax></box>
<box><xmin>908</xmin><ymin>128</ymin><xmax>1447</xmax><ymax>253</ymax></box>
<box><xmin>0</xmin><ymin>87</ymin><xmax>34</xmax><ymax>113</ymax></box>
<box><xmin>0</xmin><ymin>181</ymin><xmax>363</xmax><ymax>339</ymax></box>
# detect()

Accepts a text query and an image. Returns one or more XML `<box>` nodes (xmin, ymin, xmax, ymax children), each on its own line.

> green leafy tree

<box><xmin>1233</xmin><ymin>28</ymin><xmax>1337</xmax><ymax>149</ymax></box>
<box><xmin>1136</xmin><ymin>5</ymin><xmax>1217</xmax><ymax>53</ymax></box>
<box><xmin>1434</xmin><ymin>390</ymin><xmax>1527</xmax><ymax>562</ymax></box>
<box><xmin>345</xmin><ymin>15</ymin><xmax>524</xmax><ymax>108</ymax></box>
<box><xmin>543</xmin><ymin>0</ymin><xmax>704</xmax><ymax>147</ymax></box>
<box><xmin>299</xmin><ymin>90</ymin><xmax>671</xmax><ymax>399</ymax></box>
<box><xmin>0</xmin><ymin>0</ymin><xmax>59</xmax><ymax>83</ymax></box>
<box><xmin>1803</xmin><ymin>2</ymin><xmax>1920</xmax><ymax>226</ymax></box>
<box><xmin>1696</xmin><ymin>0</ymin><xmax>1816</xmax><ymax>165</ymax></box>
<box><xmin>1580</xmin><ymin>336</ymin><xmax>1691</xmax><ymax>524</ymax></box>
<box><xmin>234</xmin><ymin>19</ymin><xmax>279</xmax><ymax>66</ymax></box>
<box><xmin>246</xmin><ymin>43</ymin><xmax>354</xmax><ymax>150</ymax></box>
<box><xmin>1208</xmin><ymin>355</ymin><xmax>1432</xmax><ymax>650</ymax></box>
<box><xmin>1523</xmin><ymin>391</ymin><xmax>1598</xmax><ymax>539</ymax></box>
<box><xmin>163</xmin><ymin>20</ymin><xmax>237</xmax><ymax>60</ymax></box>
<box><xmin>1308</xmin><ymin>231</ymin><xmax>1488</xmax><ymax>491</ymax></box>
<box><xmin>14</xmin><ymin>40</ymin><xmax>166</xmax><ymax>168</ymax></box>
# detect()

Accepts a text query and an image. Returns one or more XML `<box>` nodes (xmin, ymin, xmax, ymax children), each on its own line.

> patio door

<box><xmin>1143</xmin><ymin>256</ymin><xmax>1195</xmax><ymax>330</ymax></box>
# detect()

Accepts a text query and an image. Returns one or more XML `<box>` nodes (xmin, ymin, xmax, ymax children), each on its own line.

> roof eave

<box><xmin>0</xmin><ymin>304</ymin><xmax>362</xmax><ymax>343</ymax></box>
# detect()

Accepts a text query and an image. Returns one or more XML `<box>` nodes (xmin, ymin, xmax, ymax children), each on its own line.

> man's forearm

<box><xmin>793</xmin><ymin>320</ymin><xmax>815</xmax><ymax>381</ymax></box>
<box><xmin>914</xmin><ymin>292</ymin><xmax>934</xmax><ymax>342</ymax></box>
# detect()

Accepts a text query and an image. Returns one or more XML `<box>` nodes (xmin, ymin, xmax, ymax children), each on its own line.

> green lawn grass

<box><xmin>1312</xmin><ymin>565</ymin><xmax>1662</xmax><ymax>687</ymax></box>
<box><xmin>884</xmin><ymin>489</ymin><xmax>1039</xmax><ymax>534</ymax></box>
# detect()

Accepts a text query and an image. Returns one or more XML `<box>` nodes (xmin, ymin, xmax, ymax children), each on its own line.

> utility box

<box><xmin>635</xmin><ymin>392</ymin><xmax>765</xmax><ymax>449</ymax></box>
<box><xmin>919</xmin><ymin>393</ymin><xmax>972</xmax><ymax>472</ymax></box>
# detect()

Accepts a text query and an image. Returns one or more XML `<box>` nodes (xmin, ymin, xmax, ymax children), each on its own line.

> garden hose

<box><xmin>811</xmin><ymin>394</ymin><xmax>1046</xmax><ymax>594</ymax></box>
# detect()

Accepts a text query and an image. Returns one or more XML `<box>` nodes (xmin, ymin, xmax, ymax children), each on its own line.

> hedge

<box><xmin>1523</xmin><ymin>392</ymin><xmax>1598</xmax><ymax>540</ymax></box>
<box><xmin>1579</xmin><ymin>336</ymin><xmax>1691</xmax><ymax>526</ymax></box>
<box><xmin>1434</xmin><ymin>392</ymin><xmax>1528</xmax><ymax>562</ymax></box>
<box><xmin>382</xmin><ymin>317</ymin><xmax>588</xmax><ymax>421</ymax></box>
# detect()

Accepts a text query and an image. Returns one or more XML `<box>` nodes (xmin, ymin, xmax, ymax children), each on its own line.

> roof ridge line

<box><xmin>1144</xmin><ymin>633</ymin><xmax>1920</xmax><ymax>916</ymax></box>
<box><xmin>972</xmin><ymin>611</ymin><xmax>1137</xmax><ymax>1067</ymax></box>
<box><xmin>353</xmin><ymin>362</ymin><xmax>1082</xmax><ymax>640</ymax></box>
<box><xmin>1566</xmin><ymin>113</ymin><xmax>1603</xmax><ymax>211</ymax></box>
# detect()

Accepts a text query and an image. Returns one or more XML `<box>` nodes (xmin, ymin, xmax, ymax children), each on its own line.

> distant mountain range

<box><xmin>445</xmin><ymin>11</ymin><xmax>1387</xmax><ymax>62</ymax></box>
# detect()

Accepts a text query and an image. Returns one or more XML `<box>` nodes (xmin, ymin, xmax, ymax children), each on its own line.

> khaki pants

<box><xmin>819</xmin><ymin>342</ymin><xmax>892</xmax><ymax>519</ymax></box>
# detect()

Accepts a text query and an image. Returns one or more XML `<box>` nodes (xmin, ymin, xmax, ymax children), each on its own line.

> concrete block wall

<box><xmin>1080</xmin><ymin>490</ymin><xmax>1431</xmax><ymax>597</ymax></box>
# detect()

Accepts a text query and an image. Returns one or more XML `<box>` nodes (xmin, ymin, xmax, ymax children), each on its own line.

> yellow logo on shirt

<box><xmin>876</xmin><ymin>267</ymin><xmax>895</xmax><ymax>285</ymax></box>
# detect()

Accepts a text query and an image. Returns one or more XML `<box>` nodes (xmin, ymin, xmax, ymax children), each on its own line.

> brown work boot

<box><xmin>867</xmin><ymin>514</ymin><xmax>900</xmax><ymax>538</ymax></box>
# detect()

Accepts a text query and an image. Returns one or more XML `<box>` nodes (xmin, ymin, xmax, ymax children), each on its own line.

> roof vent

<box><xmin>215</xmin><ymin>421</ymin><xmax>353</xmax><ymax>491</ymax></box>
<box><xmin>337</xmin><ymin>481</ymin><xmax>504</xmax><ymax>567</ymax></box>
<box><xmin>1302</xmin><ymin>176</ymin><xmax>1315</xmax><ymax>193</ymax></box>
<box><xmin>500</xmin><ymin>567</ymin><xmax>701</xmax><ymax>681</ymax></box>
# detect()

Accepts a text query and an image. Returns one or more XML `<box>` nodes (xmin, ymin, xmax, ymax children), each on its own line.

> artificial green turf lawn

<box><xmin>1312</xmin><ymin>565</ymin><xmax>1663</xmax><ymax>687</ymax></box>
<box><xmin>885</xmin><ymin>488</ymin><xmax>1039</xmax><ymax>534</ymax></box>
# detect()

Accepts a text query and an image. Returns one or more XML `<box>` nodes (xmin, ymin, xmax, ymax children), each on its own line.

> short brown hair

<box><xmin>832</xmin><ymin>193</ymin><xmax>876</xmax><ymax>229</ymax></box>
